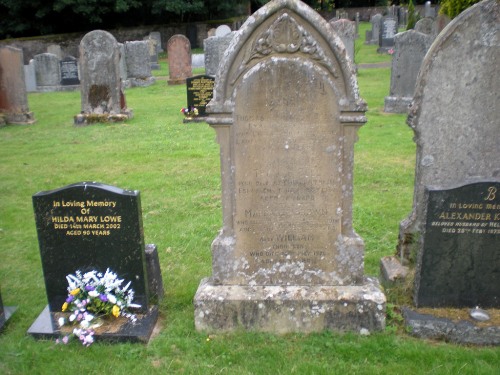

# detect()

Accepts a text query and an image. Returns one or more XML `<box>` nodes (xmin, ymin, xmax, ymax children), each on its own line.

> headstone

<box><xmin>215</xmin><ymin>25</ymin><xmax>231</xmax><ymax>37</ymax></box>
<box><xmin>167</xmin><ymin>34</ymin><xmax>192</xmax><ymax>85</ymax></box>
<box><xmin>394</xmin><ymin>0</ymin><xmax>499</xmax><ymax>302</ymax></box>
<box><xmin>191</xmin><ymin>54</ymin><xmax>205</xmax><ymax>68</ymax></box>
<box><xmin>148</xmin><ymin>31</ymin><xmax>163</xmax><ymax>52</ymax></box>
<box><xmin>194</xmin><ymin>0</ymin><xmax>385</xmax><ymax>334</ymax></box>
<box><xmin>78</xmin><ymin>30</ymin><xmax>131</xmax><ymax>123</ymax></box>
<box><xmin>415</xmin><ymin>182</ymin><xmax>500</xmax><ymax>307</ymax></box>
<box><xmin>47</xmin><ymin>44</ymin><xmax>63</xmax><ymax>59</ymax></box>
<box><xmin>203</xmin><ymin>32</ymin><xmax>235</xmax><ymax>76</ymax></box>
<box><xmin>118</xmin><ymin>43</ymin><xmax>129</xmax><ymax>86</ymax></box>
<box><xmin>24</xmin><ymin>59</ymin><xmax>37</xmax><ymax>92</ymax></box>
<box><xmin>34</xmin><ymin>53</ymin><xmax>61</xmax><ymax>91</ymax></box>
<box><xmin>186</xmin><ymin>74</ymin><xmax>214</xmax><ymax>117</ymax></box>
<box><xmin>414</xmin><ymin>17</ymin><xmax>437</xmax><ymax>38</ymax></box>
<box><xmin>366</xmin><ymin>14</ymin><xmax>382</xmax><ymax>44</ymax></box>
<box><xmin>125</xmin><ymin>41</ymin><xmax>155</xmax><ymax>87</ymax></box>
<box><xmin>0</xmin><ymin>46</ymin><xmax>35</xmax><ymax>124</ymax></box>
<box><xmin>28</xmin><ymin>182</ymin><xmax>161</xmax><ymax>342</ymax></box>
<box><xmin>330</xmin><ymin>19</ymin><xmax>356</xmax><ymax>64</ymax></box>
<box><xmin>59</xmin><ymin>56</ymin><xmax>80</xmax><ymax>86</ymax></box>
<box><xmin>424</xmin><ymin>1</ymin><xmax>435</xmax><ymax>18</ymax></box>
<box><xmin>384</xmin><ymin>30</ymin><xmax>433</xmax><ymax>113</ymax></box>
<box><xmin>144</xmin><ymin>37</ymin><xmax>160</xmax><ymax>70</ymax></box>
<box><xmin>355</xmin><ymin>12</ymin><xmax>360</xmax><ymax>36</ymax></box>
<box><xmin>0</xmin><ymin>288</ymin><xmax>17</xmax><ymax>332</ymax></box>
<box><xmin>377</xmin><ymin>15</ymin><xmax>398</xmax><ymax>53</ymax></box>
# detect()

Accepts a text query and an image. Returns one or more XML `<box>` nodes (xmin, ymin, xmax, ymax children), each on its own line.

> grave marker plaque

<box><xmin>60</xmin><ymin>57</ymin><xmax>80</xmax><ymax>85</ymax></box>
<box><xmin>416</xmin><ymin>182</ymin><xmax>500</xmax><ymax>307</ymax></box>
<box><xmin>29</xmin><ymin>182</ymin><xmax>159</xmax><ymax>342</ymax></box>
<box><xmin>186</xmin><ymin>75</ymin><xmax>214</xmax><ymax>116</ymax></box>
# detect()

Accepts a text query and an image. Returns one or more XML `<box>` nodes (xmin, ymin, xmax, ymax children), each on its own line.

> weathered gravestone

<box><xmin>144</xmin><ymin>37</ymin><xmax>160</xmax><ymax>70</ymax></box>
<box><xmin>28</xmin><ymin>182</ymin><xmax>162</xmax><ymax>342</ymax></box>
<box><xmin>204</xmin><ymin>32</ymin><xmax>235</xmax><ymax>76</ymax></box>
<box><xmin>215</xmin><ymin>25</ymin><xmax>232</xmax><ymax>37</ymax></box>
<box><xmin>34</xmin><ymin>53</ymin><xmax>61</xmax><ymax>91</ymax></box>
<box><xmin>416</xmin><ymin>182</ymin><xmax>500</xmax><ymax>307</ymax></box>
<box><xmin>414</xmin><ymin>17</ymin><xmax>437</xmax><ymax>38</ymax></box>
<box><xmin>24</xmin><ymin>59</ymin><xmax>37</xmax><ymax>92</ymax></box>
<box><xmin>384</xmin><ymin>30</ymin><xmax>433</xmax><ymax>113</ymax></box>
<box><xmin>125</xmin><ymin>41</ymin><xmax>155</xmax><ymax>87</ymax></box>
<box><xmin>390</xmin><ymin>0</ymin><xmax>499</xmax><ymax>307</ymax></box>
<box><xmin>366</xmin><ymin>14</ymin><xmax>382</xmax><ymax>45</ymax></box>
<box><xmin>330</xmin><ymin>18</ymin><xmax>356</xmax><ymax>64</ymax></box>
<box><xmin>0</xmin><ymin>287</ymin><xmax>17</xmax><ymax>332</ymax></box>
<box><xmin>77</xmin><ymin>30</ymin><xmax>132</xmax><ymax>124</ymax></box>
<box><xmin>185</xmin><ymin>74</ymin><xmax>214</xmax><ymax>120</ymax></box>
<box><xmin>60</xmin><ymin>56</ymin><xmax>80</xmax><ymax>86</ymax></box>
<box><xmin>378</xmin><ymin>15</ymin><xmax>398</xmax><ymax>53</ymax></box>
<box><xmin>167</xmin><ymin>34</ymin><xmax>192</xmax><ymax>85</ymax></box>
<box><xmin>194</xmin><ymin>0</ymin><xmax>386</xmax><ymax>334</ymax></box>
<box><xmin>0</xmin><ymin>46</ymin><xmax>35</xmax><ymax>125</ymax></box>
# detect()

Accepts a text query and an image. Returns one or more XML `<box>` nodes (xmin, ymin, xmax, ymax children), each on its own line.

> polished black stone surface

<box><xmin>32</xmin><ymin>182</ymin><xmax>150</xmax><ymax>313</ymax></box>
<box><xmin>186</xmin><ymin>75</ymin><xmax>214</xmax><ymax>116</ymax></box>
<box><xmin>416</xmin><ymin>181</ymin><xmax>500</xmax><ymax>308</ymax></box>
<box><xmin>0</xmin><ymin>289</ymin><xmax>17</xmax><ymax>332</ymax></box>
<box><xmin>28</xmin><ymin>305</ymin><xmax>159</xmax><ymax>343</ymax></box>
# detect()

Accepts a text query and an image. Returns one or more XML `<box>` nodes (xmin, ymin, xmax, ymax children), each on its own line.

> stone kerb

<box><xmin>195</xmin><ymin>0</ymin><xmax>385</xmax><ymax>334</ymax></box>
<box><xmin>384</xmin><ymin>30</ymin><xmax>433</xmax><ymax>113</ymax></box>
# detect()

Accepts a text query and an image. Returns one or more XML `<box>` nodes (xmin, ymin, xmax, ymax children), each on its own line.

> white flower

<box><xmin>80</xmin><ymin>320</ymin><xmax>90</xmax><ymax>329</ymax></box>
<box><xmin>88</xmin><ymin>290</ymin><xmax>99</xmax><ymax>297</ymax></box>
<box><xmin>69</xmin><ymin>314</ymin><xmax>76</xmax><ymax>322</ymax></box>
<box><xmin>107</xmin><ymin>294</ymin><xmax>117</xmax><ymax>304</ymax></box>
<box><xmin>58</xmin><ymin>317</ymin><xmax>66</xmax><ymax>327</ymax></box>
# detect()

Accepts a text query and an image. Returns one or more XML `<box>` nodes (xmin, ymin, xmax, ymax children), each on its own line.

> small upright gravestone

<box><xmin>414</xmin><ymin>17</ymin><xmax>437</xmax><ymax>38</ymax></box>
<box><xmin>0</xmin><ymin>46</ymin><xmax>35</xmax><ymax>125</ymax></box>
<box><xmin>366</xmin><ymin>14</ymin><xmax>382</xmax><ymax>45</ymax></box>
<box><xmin>124</xmin><ymin>41</ymin><xmax>155</xmax><ymax>87</ymax></box>
<box><xmin>167</xmin><ymin>34</ymin><xmax>192</xmax><ymax>85</ymax></box>
<box><xmin>77</xmin><ymin>30</ymin><xmax>132</xmax><ymax>124</ymax></box>
<box><xmin>185</xmin><ymin>74</ymin><xmax>215</xmax><ymax>122</ymax></box>
<box><xmin>378</xmin><ymin>15</ymin><xmax>398</xmax><ymax>53</ymax></box>
<box><xmin>203</xmin><ymin>32</ymin><xmax>235</xmax><ymax>76</ymax></box>
<box><xmin>391</xmin><ymin>0</ymin><xmax>499</xmax><ymax>308</ymax></box>
<box><xmin>330</xmin><ymin>18</ymin><xmax>356</xmax><ymax>64</ymax></box>
<box><xmin>59</xmin><ymin>57</ymin><xmax>80</xmax><ymax>86</ymax></box>
<box><xmin>194</xmin><ymin>0</ymin><xmax>385</xmax><ymax>334</ymax></box>
<box><xmin>28</xmin><ymin>182</ymin><xmax>162</xmax><ymax>343</ymax></box>
<box><xmin>384</xmin><ymin>30</ymin><xmax>433</xmax><ymax>113</ymax></box>
<box><xmin>34</xmin><ymin>53</ymin><xmax>61</xmax><ymax>90</ymax></box>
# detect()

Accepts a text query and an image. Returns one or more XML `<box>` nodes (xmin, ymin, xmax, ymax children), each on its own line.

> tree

<box><xmin>406</xmin><ymin>0</ymin><xmax>420</xmax><ymax>30</ymax></box>
<box><xmin>439</xmin><ymin>0</ymin><xmax>481</xmax><ymax>19</ymax></box>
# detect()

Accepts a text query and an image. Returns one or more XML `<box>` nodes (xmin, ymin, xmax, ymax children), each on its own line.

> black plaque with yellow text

<box><xmin>186</xmin><ymin>75</ymin><xmax>215</xmax><ymax>116</ymax></box>
<box><xmin>415</xmin><ymin>181</ymin><xmax>500</xmax><ymax>307</ymax></box>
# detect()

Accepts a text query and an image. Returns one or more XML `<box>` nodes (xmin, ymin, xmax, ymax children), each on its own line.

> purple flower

<box><xmin>66</xmin><ymin>295</ymin><xmax>74</xmax><ymax>303</ymax></box>
<box><xmin>99</xmin><ymin>294</ymin><xmax>108</xmax><ymax>302</ymax></box>
<box><xmin>85</xmin><ymin>285</ymin><xmax>95</xmax><ymax>291</ymax></box>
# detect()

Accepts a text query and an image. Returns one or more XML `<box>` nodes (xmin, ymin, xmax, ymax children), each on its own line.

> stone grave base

<box><xmin>183</xmin><ymin>116</ymin><xmax>208</xmax><ymax>124</ymax></box>
<box><xmin>27</xmin><ymin>305</ymin><xmax>159</xmax><ymax>343</ymax></box>
<box><xmin>36</xmin><ymin>85</ymin><xmax>80</xmax><ymax>92</ymax></box>
<box><xmin>194</xmin><ymin>277</ymin><xmax>386</xmax><ymax>334</ymax></box>
<box><xmin>74</xmin><ymin>110</ymin><xmax>134</xmax><ymax>125</ymax></box>
<box><xmin>402</xmin><ymin>307</ymin><xmax>500</xmax><ymax>346</ymax></box>
<box><xmin>383</xmin><ymin>96</ymin><xmax>412</xmax><ymax>114</ymax></box>
<box><xmin>128</xmin><ymin>77</ymin><xmax>156</xmax><ymax>88</ymax></box>
<box><xmin>0</xmin><ymin>306</ymin><xmax>18</xmax><ymax>331</ymax></box>
<box><xmin>2</xmin><ymin>111</ymin><xmax>36</xmax><ymax>125</ymax></box>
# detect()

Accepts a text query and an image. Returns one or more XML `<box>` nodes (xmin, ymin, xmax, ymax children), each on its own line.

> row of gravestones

<box><xmin>1</xmin><ymin>1</ymin><xmax>499</xmax><ymax>345</ymax></box>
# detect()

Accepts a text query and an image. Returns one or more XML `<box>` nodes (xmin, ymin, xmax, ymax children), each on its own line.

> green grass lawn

<box><xmin>0</xmin><ymin>22</ymin><xmax>498</xmax><ymax>374</ymax></box>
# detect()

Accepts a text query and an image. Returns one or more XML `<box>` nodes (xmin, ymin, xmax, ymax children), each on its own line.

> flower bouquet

<box><xmin>57</xmin><ymin>268</ymin><xmax>140</xmax><ymax>346</ymax></box>
<box><xmin>180</xmin><ymin>106</ymin><xmax>199</xmax><ymax>118</ymax></box>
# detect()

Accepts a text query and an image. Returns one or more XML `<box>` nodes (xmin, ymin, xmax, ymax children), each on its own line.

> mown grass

<box><xmin>0</xmin><ymin>22</ymin><xmax>498</xmax><ymax>375</ymax></box>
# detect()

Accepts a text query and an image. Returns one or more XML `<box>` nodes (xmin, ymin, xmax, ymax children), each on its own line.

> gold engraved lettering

<box><xmin>485</xmin><ymin>186</ymin><xmax>497</xmax><ymax>201</ymax></box>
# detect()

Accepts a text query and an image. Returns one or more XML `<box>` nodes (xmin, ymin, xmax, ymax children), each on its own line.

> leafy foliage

<box><xmin>439</xmin><ymin>0</ymin><xmax>481</xmax><ymax>19</ymax></box>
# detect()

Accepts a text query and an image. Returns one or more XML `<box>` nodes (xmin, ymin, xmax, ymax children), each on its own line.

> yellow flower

<box><xmin>62</xmin><ymin>302</ymin><xmax>68</xmax><ymax>312</ymax></box>
<box><xmin>70</xmin><ymin>288</ymin><xmax>80</xmax><ymax>296</ymax></box>
<box><xmin>112</xmin><ymin>305</ymin><xmax>120</xmax><ymax>318</ymax></box>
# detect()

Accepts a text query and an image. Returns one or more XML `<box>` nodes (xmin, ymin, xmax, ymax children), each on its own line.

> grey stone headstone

<box><xmin>415</xmin><ymin>17</ymin><xmax>437</xmax><ymax>37</ymax></box>
<box><xmin>191</xmin><ymin>53</ymin><xmax>205</xmax><ymax>68</ymax></box>
<box><xmin>125</xmin><ymin>41</ymin><xmax>155</xmax><ymax>87</ymax></box>
<box><xmin>396</xmin><ymin>0</ymin><xmax>500</xmax><ymax>280</ymax></box>
<box><xmin>34</xmin><ymin>53</ymin><xmax>61</xmax><ymax>88</ymax></box>
<box><xmin>384</xmin><ymin>30</ymin><xmax>433</xmax><ymax>113</ymax></box>
<box><xmin>195</xmin><ymin>0</ymin><xmax>385</xmax><ymax>334</ymax></box>
<box><xmin>148</xmin><ymin>31</ymin><xmax>163</xmax><ymax>52</ymax></box>
<box><xmin>203</xmin><ymin>32</ymin><xmax>235</xmax><ymax>77</ymax></box>
<box><xmin>0</xmin><ymin>46</ymin><xmax>35</xmax><ymax>124</ymax></box>
<box><xmin>330</xmin><ymin>19</ymin><xmax>356</xmax><ymax>63</ymax></box>
<box><xmin>367</xmin><ymin>13</ymin><xmax>382</xmax><ymax>44</ymax></box>
<box><xmin>79</xmin><ymin>30</ymin><xmax>125</xmax><ymax>115</ymax></box>
<box><xmin>424</xmin><ymin>1</ymin><xmax>435</xmax><ymax>18</ymax></box>
<box><xmin>215</xmin><ymin>25</ymin><xmax>231</xmax><ymax>37</ymax></box>
<box><xmin>24</xmin><ymin>59</ymin><xmax>37</xmax><ymax>92</ymax></box>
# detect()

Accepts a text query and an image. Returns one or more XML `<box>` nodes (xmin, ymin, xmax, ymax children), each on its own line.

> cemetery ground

<box><xmin>0</xmin><ymin>23</ymin><xmax>498</xmax><ymax>374</ymax></box>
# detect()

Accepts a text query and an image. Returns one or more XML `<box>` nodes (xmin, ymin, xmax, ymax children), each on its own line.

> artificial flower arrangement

<box><xmin>57</xmin><ymin>268</ymin><xmax>140</xmax><ymax>346</ymax></box>
<box><xmin>180</xmin><ymin>106</ymin><xmax>199</xmax><ymax>118</ymax></box>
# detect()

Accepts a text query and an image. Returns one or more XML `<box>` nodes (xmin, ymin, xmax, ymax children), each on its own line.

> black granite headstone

<box><xmin>415</xmin><ymin>181</ymin><xmax>500</xmax><ymax>308</ymax></box>
<box><xmin>29</xmin><ymin>182</ymin><xmax>159</xmax><ymax>343</ymax></box>
<box><xmin>0</xmin><ymin>287</ymin><xmax>17</xmax><ymax>332</ymax></box>
<box><xmin>378</xmin><ymin>16</ymin><xmax>398</xmax><ymax>52</ymax></box>
<box><xmin>60</xmin><ymin>57</ymin><xmax>80</xmax><ymax>85</ymax></box>
<box><xmin>186</xmin><ymin>75</ymin><xmax>215</xmax><ymax>117</ymax></box>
